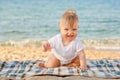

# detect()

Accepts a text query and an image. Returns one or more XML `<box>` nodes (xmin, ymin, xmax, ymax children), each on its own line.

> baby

<box><xmin>39</xmin><ymin>9</ymin><xmax>87</xmax><ymax>70</ymax></box>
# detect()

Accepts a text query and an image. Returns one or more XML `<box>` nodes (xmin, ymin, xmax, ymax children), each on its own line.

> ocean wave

<box><xmin>0</xmin><ymin>21</ymin><xmax>10</xmax><ymax>25</ymax></box>
<box><xmin>0</xmin><ymin>39</ymin><xmax>46</xmax><ymax>47</ymax></box>
<box><xmin>82</xmin><ymin>18</ymin><xmax>120</xmax><ymax>23</ymax></box>
<box><xmin>0</xmin><ymin>31</ymin><xmax>28</xmax><ymax>35</ymax></box>
<box><xmin>82</xmin><ymin>38</ymin><xmax>120</xmax><ymax>49</ymax></box>
<box><xmin>95</xmin><ymin>46</ymin><xmax>120</xmax><ymax>51</ymax></box>
<box><xmin>0</xmin><ymin>39</ymin><xmax>120</xmax><ymax>48</ymax></box>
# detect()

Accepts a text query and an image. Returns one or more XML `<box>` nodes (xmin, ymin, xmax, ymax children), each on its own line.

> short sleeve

<box><xmin>48</xmin><ymin>34</ymin><xmax>60</xmax><ymax>48</ymax></box>
<box><xmin>48</xmin><ymin>36</ymin><xmax>55</xmax><ymax>48</ymax></box>
<box><xmin>75</xmin><ymin>38</ymin><xmax>84</xmax><ymax>52</ymax></box>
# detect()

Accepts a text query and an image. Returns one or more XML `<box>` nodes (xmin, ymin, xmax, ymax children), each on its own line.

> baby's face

<box><xmin>60</xmin><ymin>21</ymin><xmax>78</xmax><ymax>42</ymax></box>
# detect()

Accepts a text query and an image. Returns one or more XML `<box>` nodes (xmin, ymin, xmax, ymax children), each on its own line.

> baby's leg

<box><xmin>62</xmin><ymin>56</ymin><xmax>80</xmax><ymax>67</ymax></box>
<box><xmin>38</xmin><ymin>54</ymin><xmax>60</xmax><ymax>68</ymax></box>
<box><xmin>44</xmin><ymin>54</ymin><xmax>60</xmax><ymax>68</ymax></box>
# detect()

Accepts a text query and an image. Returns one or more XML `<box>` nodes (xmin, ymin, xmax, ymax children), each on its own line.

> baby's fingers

<box><xmin>80</xmin><ymin>66</ymin><xmax>88</xmax><ymax>70</ymax></box>
<box><xmin>42</xmin><ymin>44</ymin><xmax>47</xmax><ymax>52</ymax></box>
<box><xmin>46</xmin><ymin>43</ymin><xmax>50</xmax><ymax>48</ymax></box>
<box><xmin>46</xmin><ymin>43</ymin><xmax>51</xmax><ymax>50</ymax></box>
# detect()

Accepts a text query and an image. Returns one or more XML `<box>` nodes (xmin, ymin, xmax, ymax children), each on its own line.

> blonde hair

<box><xmin>60</xmin><ymin>9</ymin><xmax>78</xmax><ymax>28</ymax></box>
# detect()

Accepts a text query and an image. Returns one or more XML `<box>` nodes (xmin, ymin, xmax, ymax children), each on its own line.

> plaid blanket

<box><xmin>0</xmin><ymin>59</ymin><xmax>120</xmax><ymax>79</ymax></box>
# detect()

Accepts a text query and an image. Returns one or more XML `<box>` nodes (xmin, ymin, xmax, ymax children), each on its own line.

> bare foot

<box><xmin>38</xmin><ymin>63</ymin><xmax>45</xmax><ymax>68</ymax></box>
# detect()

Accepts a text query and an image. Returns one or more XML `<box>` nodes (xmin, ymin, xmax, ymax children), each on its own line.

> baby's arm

<box><xmin>42</xmin><ymin>41</ymin><xmax>51</xmax><ymax>52</ymax></box>
<box><xmin>78</xmin><ymin>50</ymin><xmax>88</xmax><ymax>70</ymax></box>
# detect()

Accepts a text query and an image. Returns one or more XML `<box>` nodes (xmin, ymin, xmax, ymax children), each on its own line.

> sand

<box><xmin>0</xmin><ymin>44</ymin><xmax>120</xmax><ymax>80</ymax></box>
<box><xmin>0</xmin><ymin>46</ymin><xmax>120</xmax><ymax>61</ymax></box>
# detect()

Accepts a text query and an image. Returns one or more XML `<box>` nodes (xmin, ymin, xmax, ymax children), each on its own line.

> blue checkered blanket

<box><xmin>0</xmin><ymin>59</ymin><xmax>120</xmax><ymax>79</ymax></box>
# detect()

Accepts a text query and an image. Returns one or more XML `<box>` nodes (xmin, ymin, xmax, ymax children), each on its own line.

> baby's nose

<box><xmin>68</xmin><ymin>30</ymin><xmax>73</xmax><ymax>34</ymax></box>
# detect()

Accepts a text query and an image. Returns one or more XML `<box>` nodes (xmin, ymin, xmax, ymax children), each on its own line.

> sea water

<box><xmin>0</xmin><ymin>0</ymin><xmax>120</xmax><ymax>41</ymax></box>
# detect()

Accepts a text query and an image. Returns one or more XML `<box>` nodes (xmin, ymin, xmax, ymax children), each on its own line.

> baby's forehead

<box><xmin>61</xmin><ymin>24</ymin><xmax>78</xmax><ymax>29</ymax></box>
<box><xmin>63</xmin><ymin>21</ymin><xmax>78</xmax><ymax>27</ymax></box>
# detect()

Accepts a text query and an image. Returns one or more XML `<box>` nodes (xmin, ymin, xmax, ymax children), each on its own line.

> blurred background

<box><xmin>0</xmin><ymin>0</ymin><xmax>120</xmax><ymax>40</ymax></box>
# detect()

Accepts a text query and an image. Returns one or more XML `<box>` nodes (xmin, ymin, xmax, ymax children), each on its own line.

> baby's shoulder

<box><xmin>73</xmin><ymin>37</ymin><xmax>82</xmax><ymax>44</ymax></box>
<box><xmin>50</xmin><ymin>34</ymin><xmax>60</xmax><ymax>40</ymax></box>
<box><xmin>74</xmin><ymin>37</ymin><xmax>81</xmax><ymax>42</ymax></box>
<box><xmin>48</xmin><ymin>34</ymin><xmax>60</xmax><ymax>42</ymax></box>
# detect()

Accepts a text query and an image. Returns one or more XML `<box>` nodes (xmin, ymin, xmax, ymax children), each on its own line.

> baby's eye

<box><xmin>64</xmin><ymin>28</ymin><xmax>68</xmax><ymax>31</ymax></box>
<box><xmin>72</xmin><ymin>29</ymin><xmax>77</xmax><ymax>31</ymax></box>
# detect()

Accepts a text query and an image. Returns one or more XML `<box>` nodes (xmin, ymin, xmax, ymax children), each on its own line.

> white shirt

<box><xmin>48</xmin><ymin>34</ymin><xmax>83</xmax><ymax>64</ymax></box>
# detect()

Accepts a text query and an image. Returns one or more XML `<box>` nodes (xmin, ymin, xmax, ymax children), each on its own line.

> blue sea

<box><xmin>0</xmin><ymin>0</ymin><xmax>120</xmax><ymax>41</ymax></box>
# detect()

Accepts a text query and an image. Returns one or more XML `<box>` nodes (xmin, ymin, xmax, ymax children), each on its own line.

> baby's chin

<box><xmin>66</xmin><ymin>36</ymin><xmax>76</xmax><ymax>41</ymax></box>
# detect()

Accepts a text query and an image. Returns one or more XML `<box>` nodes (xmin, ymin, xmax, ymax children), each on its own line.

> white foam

<box><xmin>95</xmin><ymin>46</ymin><xmax>120</xmax><ymax>50</ymax></box>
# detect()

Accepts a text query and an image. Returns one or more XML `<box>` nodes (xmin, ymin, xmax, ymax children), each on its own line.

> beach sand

<box><xmin>0</xmin><ymin>40</ymin><xmax>120</xmax><ymax>80</ymax></box>
<box><xmin>0</xmin><ymin>46</ymin><xmax>120</xmax><ymax>61</ymax></box>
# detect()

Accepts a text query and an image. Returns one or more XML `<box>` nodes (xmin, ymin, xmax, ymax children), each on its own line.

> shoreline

<box><xmin>0</xmin><ymin>41</ymin><xmax>120</xmax><ymax>80</ymax></box>
<box><xmin>0</xmin><ymin>39</ymin><xmax>120</xmax><ymax>61</ymax></box>
<box><xmin>0</xmin><ymin>38</ymin><xmax>120</xmax><ymax>45</ymax></box>
<box><xmin>0</xmin><ymin>45</ymin><xmax>120</xmax><ymax>61</ymax></box>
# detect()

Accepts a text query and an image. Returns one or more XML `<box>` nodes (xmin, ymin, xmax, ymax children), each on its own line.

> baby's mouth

<box><xmin>67</xmin><ymin>35</ymin><xmax>74</xmax><ymax>38</ymax></box>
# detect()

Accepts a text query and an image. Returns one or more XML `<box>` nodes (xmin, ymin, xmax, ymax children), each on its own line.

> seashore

<box><xmin>0</xmin><ymin>39</ymin><xmax>120</xmax><ymax>80</ymax></box>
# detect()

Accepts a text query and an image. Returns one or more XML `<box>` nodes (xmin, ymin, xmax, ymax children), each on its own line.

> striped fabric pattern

<box><xmin>0</xmin><ymin>59</ymin><xmax>120</xmax><ymax>79</ymax></box>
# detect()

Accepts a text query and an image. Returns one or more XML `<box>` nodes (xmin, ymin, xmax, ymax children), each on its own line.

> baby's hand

<box><xmin>79</xmin><ymin>65</ymin><xmax>88</xmax><ymax>70</ymax></box>
<box><xmin>42</xmin><ymin>42</ymin><xmax>51</xmax><ymax>52</ymax></box>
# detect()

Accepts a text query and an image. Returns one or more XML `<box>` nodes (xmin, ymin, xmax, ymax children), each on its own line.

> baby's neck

<box><xmin>62</xmin><ymin>38</ymin><xmax>73</xmax><ymax>46</ymax></box>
